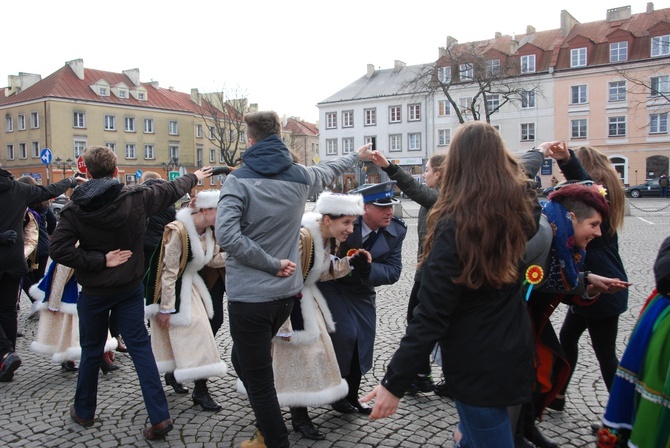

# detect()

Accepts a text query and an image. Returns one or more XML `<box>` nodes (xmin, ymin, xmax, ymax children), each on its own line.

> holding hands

<box><xmin>587</xmin><ymin>273</ymin><xmax>631</xmax><ymax>296</ymax></box>
<box><xmin>356</xmin><ymin>143</ymin><xmax>375</xmax><ymax>161</ymax></box>
<box><xmin>105</xmin><ymin>249</ymin><xmax>132</xmax><ymax>267</ymax></box>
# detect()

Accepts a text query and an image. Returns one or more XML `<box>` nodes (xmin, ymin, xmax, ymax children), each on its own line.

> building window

<box><xmin>73</xmin><ymin>112</ymin><xmax>86</xmax><ymax>128</ymax></box>
<box><xmin>105</xmin><ymin>142</ymin><xmax>116</xmax><ymax>154</ymax></box>
<box><xmin>325</xmin><ymin>112</ymin><xmax>337</xmax><ymax>129</ymax></box>
<box><xmin>408</xmin><ymin>104</ymin><xmax>421</xmax><ymax>121</ymax></box>
<box><xmin>220</xmin><ymin>151</ymin><xmax>226</xmax><ymax>163</ymax></box>
<box><xmin>458</xmin><ymin>97</ymin><xmax>473</xmax><ymax>114</ymax></box>
<box><xmin>125</xmin><ymin>144</ymin><xmax>136</xmax><ymax>159</ymax></box>
<box><xmin>138</xmin><ymin>92</ymin><xmax>145</xmax><ymax>100</ymax></box>
<box><xmin>438</xmin><ymin>66</ymin><xmax>452</xmax><ymax>83</ymax></box>
<box><xmin>144</xmin><ymin>119</ymin><xmax>154</xmax><ymax>134</ymax></box>
<box><xmin>486</xmin><ymin>59</ymin><xmax>500</xmax><ymax>77</ymax></box>
<box><xmin>5</xmin><ymin>115</ymin><xmax>12</xmax><ymax>132</ymax></box>
<box><xmin>144</xmin><ymin>145</ymin><xmax>155</xmax><ymax>160</ymax></box>
<box><xmin>74</xmin><ymin>140</ymin><xmax>86</xmax><ymax>158</ymax></box>
<box><xmin>104</xmin><ymin>115</ymin><xmax>116</xmax><ymax>131</ymax></box>
<box><xmin>571</xmin><ymin>85</ymin><xmax>587</xmax><ymax>104</ymax></box>
<box><xmin>30</xmin><ymin>112</ymin><xmax>39</xmax><ymax>129</ymax></box>
<box><xmin>388</xmin><ymin>134</ymin><xmax>402</xmax><ymax>152</ymax></box>
<box><xmin>521</xmin><ymin>90</ymin><xmax>536</xmax><ymax>108</ymax></box>
<box><xmin>196</xmin><ymin>124</ymin><xmax>202</xmax><ymax>138</ymax></box>
<box><xmin>459</xmin><ymin>63</ymin><xmax>473</xmax><ymax>81</ymax></box>
<box><xmin>239</xmin><ymin>131</ymin><xmax>245</xmax><ymax>143</ymax></box>
<box><xmin>169</xmin><ymin>145</ymin><xmax>179</xmax><ymax>161</ymax></box>
<box><xmin>408</xmin><ymin>133</ymin><xmax>421</xmax><ymax>151</ymax></box>
<box><xmin>388</xmin><ymin>106</ymin><xmax>401</xmax><ymax>123</ymax></box>
<box><xmin>608</xmin><ymin>81</ymin><xmax>627</xmax><ymax>102</ymax></box>
<box><xmin>169</xmin><ymin>121</ymin><xmax>179</xmax><ymax>135</ymax></box>
<box><xmin>118</xmin><ymin>89</ymin><xmax>128</xmax><ymax>99</ymax></box>
<box><xmin>342</xmin><ymin>138</ymin><xmax>354</xmax><ymax>154</ymax></box>
<box><xmin>608</xmin><ymin>116</ymin><xmax>626</xmax><ymax>137</ymax></box>
<box><xmin>438</xmin><ymin>129</ymin><xmax>451</xmax><ymax>146</ymax></box>
<box><xmin>124</xmin><ymin>117</ymin><xmax>135</xmax><ymax>132</ymax></box>
<box><xmin>571</xmin><ymin>48</ymin><xmax>587</xmax><ymax>67</ymax></box>
<box><xmin>520</xmin><ymin>54</ymin><xmax>536</xmax><ymax>73</ymax></box>
<box><xmin>32</xmin><ymin>141</ymin><xmax>40</xmax><ymax>158</ymax></box>
<box><xmin>208</xmin><ymin>126</ymin><xmax>215</xmax><ymax>139</ymax></box>
<box><xmin>521</xmin><ymin>123</ymin><xmax>535</xmax><ymax>141</ymax></box>
<box><xmin>651</xmin><ymin>75</ymin><xmax>669</xmax><ymax>97</ymax></box>
<box><xmin>326</xmin><ymin>139</ymin><xmax>337</xmax><ymax>155</ymax></box>
<box><xmin>342</xmin><ymin>111</ymin><xmax>354</xmax><ymax>128</ymax></box>
<box><xmin>486</xmin><ymin>94</ymin><xmax>500</xmax><ymax>112</ymax></box>
<box><xmin>437</xmin><ymin>100</ymin><xmax>451</xmax><ymax>116</ymax></box>
<box><xmin>650</xmin><ymin>113</ymin><xmax>668</xmax><ymax>134</ymax></box>
<box><xmin>17</xmin><ymin>114</ymin><xmax>26</xmax><ymax>131</ymax></box>
<box><xmin>228</xmin><ymin>129</ymin><xmax>235</xmax><ymax>142</ymax></box>
<box><xmin>610</xmin><ymin>42</ymin><xmax>628</xmax><ymax>62</ymax></box>
<box><xmin>364</xmin><ymin>108</ymin><xmax>376</xmax><ymax>126</ymax></box>
<box><xmin>651</xmin><ymin>34</ymin><xmax>670</xmax><ymax>57</ymax></box>
<box><xmin>209</xmin><ymin>148</ymin><xmax>216</xmax><ymax>163</ymax></box>
<box><xmin>99</xmin><ymin>86</ymin><xmax>108</xmax><ymax>96</ymax></box>
<box><xmin>571</xmin><ymin>119</ymin><xmax>587</xmax><ymax>138</ymax></box>
<box><xmin>7</xmin><ymin>144</ymin><xmax>14</xmax><ymax>160</ymax></box>
<box><xmin>19</xmin><ymin>143</ymin><xmax>27</xmax><ymax>159</ymax></box>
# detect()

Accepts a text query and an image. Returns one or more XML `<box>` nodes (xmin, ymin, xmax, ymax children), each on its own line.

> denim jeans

<box><xmin>454</xmin><ymin>400</ymin><xmax>514</xmax><ymax>448</ymax></box>
<box><xmin>228</xmin><ymin>297</ymin><xmax>294</xmax><ymax>448</ymax></box>
<box><xmin>75</xmin><ymin>283</ymin><xmax>169</xmax><ymax>425</ymax></box>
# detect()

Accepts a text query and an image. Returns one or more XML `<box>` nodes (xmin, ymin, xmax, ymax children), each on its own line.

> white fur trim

<box><xmin>195</xmin><ymin>190</ymin><xmax>220</xmax><ymax>209</ymax></box>
<box><xmin>316</xmin><ymin>191</ymin><xmax>364</xmax><ymax>216</ymax></box>
<box><xmin>236</xmin><ymin>378</ymin><xmax>348</xmax><ymax>408</ymax></box>
<box><xmin>173</xmin><ymin>361</ymin><xmax>227</xmax><ymax>382</ymax></box>
<box><xmin>157</xmin><ymin>360</ymin><xmax>177</xmax><ymax>374</ymax></box>
<box><xmin>53</xmin><ymin>347</ymin><xmax>81</xmax><ymax>363</ymax></box>
<box><xmin>30</xmin><ymin>341</ymin><xmax>57</xmax><ymax>356</ymax></box>
<box><xmin>29</xmin><ymin>283</ymin><xmax>45</xmax><ymax>302</ymax></box>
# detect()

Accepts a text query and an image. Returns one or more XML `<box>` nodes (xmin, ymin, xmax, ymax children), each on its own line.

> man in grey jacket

<box><xmin>216</xmin><ymin>111</ymin><xmax>370</xmax><ymax>448</ymax></box>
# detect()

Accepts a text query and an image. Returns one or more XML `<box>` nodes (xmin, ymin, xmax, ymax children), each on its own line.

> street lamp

<box><xmin>161</xmin><ymin>157</ymin><xmax>179</xmax><ymax>176</ymax></box>
<box><xmin>54</xmin><ymin>157</ymin><xmax>73</xmax><ymax>178</ymax></box>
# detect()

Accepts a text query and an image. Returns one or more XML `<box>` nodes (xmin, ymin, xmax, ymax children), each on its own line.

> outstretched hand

<box><xmin>540</xmin><ymin>141</ymin><xmax>570</xmax><ymax>161</ymax></box>
<box><xmin>106</xmin><ymin>249</ymin><xmax>132</xmax><ymax>267</ymax></box>
<box><xmin>194</xmin><ymin>166</ymin><xmax>214</xmax><ymax>181</ymax></box>
<box><xmin>356</xmin><ymin>143</ymin><xmax>374</xmax><ymax>160</ymax></box>
<box><xmin>361</xmin><ymin>384</ymin><xmax>400</xmax><ymax>421</ymax></box>
<box><xmin>369</xmin><ymin>151</ymin><xmax>390</xmax><ymax>168</ymax></box>
<box><xmin>588</xmin><ymin>274</ymin><xmax>631</xmax><ymax>295</ymax></box>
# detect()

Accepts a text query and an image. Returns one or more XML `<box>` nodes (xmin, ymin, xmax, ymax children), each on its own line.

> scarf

<box><xmin>541</xmin><ymin>201</ymin><xmax>585</xmax><ymax>291</ymax></box>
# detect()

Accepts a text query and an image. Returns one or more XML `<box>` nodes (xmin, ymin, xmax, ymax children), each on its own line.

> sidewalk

<box><xmin>1</xmin><ymin>198</ymin><xmax>667</xmax><ymax>447</ymax></box>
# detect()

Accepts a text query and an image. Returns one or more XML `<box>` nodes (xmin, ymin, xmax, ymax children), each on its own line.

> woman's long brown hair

<box><xmin>574</xmin><ymin>146</ymin><xmax>625</xmax><ymax>233</ymax></box>
<box><xmin>420</xmin><ymin>122</ymin><xmax>536</xmax><ymax>290</ymax></box>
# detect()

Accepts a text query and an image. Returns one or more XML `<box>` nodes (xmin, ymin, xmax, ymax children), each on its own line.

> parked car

<box><xmin>625</xmin><ymin>178</ymin><xmax>662</xmax><ymax>198</ymax></box>
<box><xmin>50</xmin><ymin>194</ymin><xmax>69</xmax><ymax>218</ymax></box>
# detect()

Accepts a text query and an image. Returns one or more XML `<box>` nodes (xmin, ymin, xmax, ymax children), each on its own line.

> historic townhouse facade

<box><xmin>318</xmin><ymin>4</ymin><xmax>670</xmax><ymax>186</ymax></box>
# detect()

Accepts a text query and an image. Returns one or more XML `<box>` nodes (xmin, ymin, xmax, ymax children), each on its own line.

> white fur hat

<box><xmin>316</xmin><ymin>191</ymin><xmax>364</xmax><ymax>216</ymax></box>
<box><xmin>195</xmin><ymin>190</ymin><xmax>220</xmax><ymax>209</ymax></box>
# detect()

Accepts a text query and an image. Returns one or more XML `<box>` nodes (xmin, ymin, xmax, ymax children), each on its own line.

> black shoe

<box><xmin>0</xmin><ymin>352</ymin><xmax>22</xmax><ymax>382</ymax></box>
<box><xmin>434</xmin><ymin>380</ymin><xmax>453</xmax><ymax>398</ymax></box>
<box><xmin>61</xmin><ymin>361</ymin><xmax>78</xmax><ymax>372</ymax></box>
<box><xmin>331</xmin><ymin>398</ymin><xmax>357</xmax><ymax>414</ymax></box>
<box><xmin>547</xmin><ymin>396</ymin><xmax>565</xmax><ymax>412</ymax></box>
<box><xmin>352</xmin><ymin>400</ymin><xmax>373</xmax><ymax>415</ymax></box>
<box><xmin>192</xmin><ymin>379</ymin><xmax>222</xmax><ymax>412</ymax></box>
<box><xmin>412</xmin><ymin>374</ymin><xmax>435</xmax><ymax>393</ymax></box>
<box><xmin>292</xmin><ymin>420</ymin><xmax>325</xmax><ymax>440</ymax></box>
<box><xmin>165</xmin><ymin>372</ymin><xmax>189</xmax><ymax>394</ymax></box>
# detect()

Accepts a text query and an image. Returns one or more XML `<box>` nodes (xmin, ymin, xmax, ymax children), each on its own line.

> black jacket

<box><xmin>0</xmin><ymin>169</ymin><xmax>74</xmax><ymax>276</ymax></box>
<box><xmin>50</xmin><ymin>174</ymin><xmax>197</xmax><ymax>295</ymax></box>
<box><xmin>381</xmin><ymin>218</ymin><xmax>534</xmax><ymax>407</ymax></box>
<box><xmin>142</xmin><ymin>179</ymin><xmax>177</xmax><ymax>256</ymax></box>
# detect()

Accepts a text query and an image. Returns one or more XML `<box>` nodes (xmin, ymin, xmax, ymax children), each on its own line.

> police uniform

<box><xmin>318</xmin><ymin>182</ymin><xmax>407</xmax><ymax>412</ymax></box>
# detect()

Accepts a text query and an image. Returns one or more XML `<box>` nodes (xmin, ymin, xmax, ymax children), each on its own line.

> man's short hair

<box><xmin>140</xmin><ymin>171</ymin><xmax>162</xmax><ymax>183</ymax></box>
<box><xmin>244</xmin><ymin>111</ymin><xmax>281</xmax><ymax>143</ymax></box>
<box><xmin>83</xmin><ymin>146</ymin><xmax>117</xmax><ymax>179</ymax></box>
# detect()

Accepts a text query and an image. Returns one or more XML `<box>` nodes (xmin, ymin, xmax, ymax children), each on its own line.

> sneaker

<box><xmin>0</xmin><ymin>352</ymin><xmax>22</xmax><ymax>382</ymax></box>
<box><xmin>434</xmin><ymin>379</ymin><xmax>453</xmax><ymax>398</ymax></box>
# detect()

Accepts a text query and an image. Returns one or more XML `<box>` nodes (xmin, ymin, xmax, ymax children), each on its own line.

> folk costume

<box><xmin>145</xmin><ymin>205</ymin><xmax>227</xmax><ymax>385</ymax></box>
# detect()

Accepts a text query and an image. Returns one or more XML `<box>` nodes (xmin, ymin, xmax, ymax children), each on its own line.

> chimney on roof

<box><xmin>249</xmin><ymin>103</ymin><xmax>258</xmax><ymax>113</ymax></box>
<box><xmin>5</xmin><ymin>72</ymin><xmax>41</xmax><ymax>96</ymax></box>
<box><xmin>560</xmin><ymin>10</ymin><xmax>579</xmax><ymax>36</ymax></box>
<box><xmin>123</xmin><ymin>68</ymin><xmax>140</xmax><ymax>86</ymax></box>
<box><xmin>394</xmin><ymin>60</ymin><xmax>406</xmax><ymax>72</ymax></box>
<box><xmin>607</xmin><ymin>5</ymin><xmax>631</xmax><ymax>22</ymax></box>
<box><xmin>191</xmin><ymin>88</ymin><xmax>201</xmax><ymax>105</ymax></box>
<box><xmin>526</xmin><ymin>25</ymin><xmax>536</xmax><ymax>34</ymax></box>
<box><xmin>495</xmin><ymin>32</ymin><xmax>502</xmax><ymax>38</ymax></box>
<box><xmin>367</xmin><ymin>64</ymin><xmax>375</xmax><ymax>78</ymax></box>
<box><xmin>148</xmin><ymin>81</ymin><xmax>159</xmax><ymax>89</ymax></box>
<box><xmin>446</xmin><ymin>36</ymin><xmax>458</xmax><ymax>49</ymax></box>
<box><xmin>647</xmin><ymin>2</ymin><xmax>654</xmax><ymax>13</ymax></box>
<box><xmin>169</xmin><ymin>86</ymin><xmax>174</xmax><ymax>91</ymax></box>
<box><xmin>66</xmin><ymin>59</ymin><xmax>85</xmax><ymax>80</ymax></box>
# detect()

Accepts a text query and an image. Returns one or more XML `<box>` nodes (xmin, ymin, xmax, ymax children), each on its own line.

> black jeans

<box><xmin>228</xmin><ymin>297</ymin><xmax>294</xmax><ymax>448</ymax></box>
<box><xmin>0</xmin><ymin>273</ymin><xmax>21</xmax><ymax>357</ymax></box>
<box><xmin>559</xmin><ymin>309</ymin><xmax>620</xmax><ymax>393</ymax></box>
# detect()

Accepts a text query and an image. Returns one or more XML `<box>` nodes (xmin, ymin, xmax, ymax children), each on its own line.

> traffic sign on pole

<box><xmin>168</xmin><ymin>171</ymin><xmax>180</xmax><ymax>181</ymax></box>
<box><xmin>40</xmin><ymin>148</ymin><xmax>53</xmax><ymax>165</ymax></box>
<box><xmin>77</xmin><ymin>155</ymin><xmax>87</xmax><ymax>173</ymax></box>
<box><xmin>135</xmin><ymin>169</ymin><xmax>143</xmax><ymax>179</ymax></box>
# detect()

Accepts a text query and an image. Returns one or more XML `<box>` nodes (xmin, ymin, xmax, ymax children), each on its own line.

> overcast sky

<box><xmin>3</xmin><ymin>0</ymin><xmax>667</xmax><ymax>123</ymax></box>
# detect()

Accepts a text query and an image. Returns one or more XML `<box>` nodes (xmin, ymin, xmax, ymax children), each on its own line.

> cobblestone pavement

<box><xmin>2</xmin><ymin>197</ymin><xmax>669</xmax><ymax>448</ymax></box>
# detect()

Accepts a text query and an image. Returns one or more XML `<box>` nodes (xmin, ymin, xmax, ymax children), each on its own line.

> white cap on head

<box><xmin>195</xmin><ymin>190</ymin><xmax>220</xmax><ymax>209</ymax></box>
<box><xmin>316</xmin><ymin>191</ymin><xmax>364</xmax><ymax>216</ymax></box>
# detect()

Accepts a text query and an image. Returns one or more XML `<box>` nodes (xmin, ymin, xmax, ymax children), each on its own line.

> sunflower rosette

<box><xmin>346</xmin><ymin>248</ymin><xmax>359</xmax><ymax>257</ymax></box>
<box><xmin>523</xmin><ymin>265</ymin><xmax>544</xmax><ymax>301</ymax></box>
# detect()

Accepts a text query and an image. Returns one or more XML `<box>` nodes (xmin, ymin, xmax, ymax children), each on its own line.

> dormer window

<box><xmin>138</xmin><ymin>92</ymin><xmax>145</xmax><ymax>100</ymax></box>
<box><xmin>610</xmin><ymin>42</ymin><xmax>628</xmax><ymax>62</ymax></box>
<box><xmin>520</xmin><ymin>55</ymin><xmax>536</xmax><ymax>73</ymax></box>
<box><xmin>118</xmin><ymin>89</ymin><xmax>128</xmax><ymax>99</ymax></box>
<box><xmin>437</xmin><ymin>66</ymin><xmax>451</xmax><ymax>83</ymax></box>
<box><xmin>99</xmin><ymin>87</ymin><xmax>108</xmax><ymax>96</ymax></box>
<box><xmin>571</xmin><ymin>48</ymin><xmax>587</xmax><ymax>67</ymax></box>
<box><xmin>651</xmin><ymin>35</ymin><xmax>670</xmax><ymax>57</ymax></box>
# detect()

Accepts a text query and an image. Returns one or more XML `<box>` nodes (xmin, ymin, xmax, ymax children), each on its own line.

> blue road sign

<box><xmin>40</xmin><ymin>148</ymin><xmax>53</xmax><ymax>165</ymax></box>
<box><xmin>135</xmin><ymin>169</ymin><xmax>143</xmax><ymax>179</ymax></box>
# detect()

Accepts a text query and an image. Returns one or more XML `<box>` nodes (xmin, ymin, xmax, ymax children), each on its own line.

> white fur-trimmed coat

<box><xmin>146</xmin><ymin>208</ymin><xmax>227</xmax><ymax>383</ymax></box>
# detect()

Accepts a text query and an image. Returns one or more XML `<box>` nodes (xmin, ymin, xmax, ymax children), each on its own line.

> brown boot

<box><xmin>240</xmin><ymin>429</ymin><xmax>266</xmax><ymax>448</ymax></box>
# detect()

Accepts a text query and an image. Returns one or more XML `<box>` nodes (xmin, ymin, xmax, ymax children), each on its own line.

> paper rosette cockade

<box><xmin>347</xmin><ymin>248</ymin><xmax>359</xmax><ymax>257</ymax></box>
<box><xmin>523</xmin><ymin>265</ymin><xmax>544</xmax><ymax>301</ymax></box>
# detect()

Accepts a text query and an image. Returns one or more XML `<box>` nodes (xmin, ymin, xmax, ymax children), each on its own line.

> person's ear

<box><xmin>568</xmin><ymin>211</ymin><xmax>577</xmax><ymax>223</ymax></box>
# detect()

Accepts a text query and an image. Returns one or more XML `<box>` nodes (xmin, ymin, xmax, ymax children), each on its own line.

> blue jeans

<box><xmin>454</xmin><ymin>400</ymin><xmax>514</xmax><ymax>448</ymax></box>
<box><xmin>228</xmin><ymin>297</ymin><xmax>294</xmax><ymax>448</ymax></box>
<box><xmin>75</xmin><ymin>283</ymin><xmax>169</xmax><ymax>425</ymax></box>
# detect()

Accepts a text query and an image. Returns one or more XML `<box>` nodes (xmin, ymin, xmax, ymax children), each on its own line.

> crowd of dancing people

<box><xmin>0</xmin><ymin>111</ymin><xmax>667</xmax><ymax>448</ymax></box>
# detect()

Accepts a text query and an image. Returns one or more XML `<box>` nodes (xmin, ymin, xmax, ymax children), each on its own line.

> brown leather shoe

<box><xmin>70</xmin><ymin>405</ymin><xmax>94</xmax><ymax>427</ymax></box>
<box><xmin>143</xmin><ymin>418</ymin><xmax>174</xmax><ymax>440</ymax></box>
